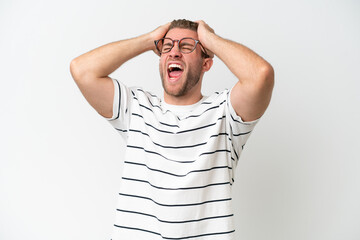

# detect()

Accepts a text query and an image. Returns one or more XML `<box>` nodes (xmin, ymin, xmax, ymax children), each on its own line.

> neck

<box><xmin>164</xmin><ymin>92</ymin><xmax>203</xmax><ymax>105</ymax></box>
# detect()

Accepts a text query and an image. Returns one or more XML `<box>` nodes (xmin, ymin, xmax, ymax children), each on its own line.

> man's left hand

<box><xmin>196</xmin><ymin>20</ymin><xmax>215</xmax><ymax>58</ymax></box>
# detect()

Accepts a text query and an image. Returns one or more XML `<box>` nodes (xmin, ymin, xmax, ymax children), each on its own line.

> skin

<box><xmin>195</xmin><ymin>20</ymin><xmax>274</xmax><ymax>121</ymax></box>
<box><xmin>159</xmin><ymin>28</ymin><xmax>213</xmax><ymax>105</ymax></box>
<box><xmin>70</xmin><ymin>20</ymin><xmax>274</xmax><ymax>122</ymax></box>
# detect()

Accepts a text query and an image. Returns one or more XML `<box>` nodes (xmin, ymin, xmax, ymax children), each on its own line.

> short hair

<box><xmin>165</xmin><ymin>19</ymin><xmax>209</xmax><ymax>58</ymax></box>
<box><xmin>168</xmin><ymin>19</ymin><xmax>198</xmax><ymax>32</ymax></box>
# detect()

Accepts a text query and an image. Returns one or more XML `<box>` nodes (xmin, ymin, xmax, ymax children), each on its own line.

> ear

<box><xmin>202</xmin><ymin>58</ymin><xmax>213</xmax><ymax>72</ymax></box>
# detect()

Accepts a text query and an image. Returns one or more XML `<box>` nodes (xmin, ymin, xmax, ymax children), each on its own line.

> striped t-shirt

<box><xmin>106</xmin><ymin>78</ymin><xmax>259</xmax><ymax>240</ymax></box>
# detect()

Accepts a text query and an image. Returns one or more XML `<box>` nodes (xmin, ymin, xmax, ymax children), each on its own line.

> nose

<box><xmin>168</xmin><ymin>41</ymin><xmax>182</xmax><ymax>58</ymax></box>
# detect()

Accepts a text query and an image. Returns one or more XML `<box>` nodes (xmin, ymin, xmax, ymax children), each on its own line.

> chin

<box><xmin>162</xmin><ymin>77</ymin><xmax>185</xmax><ymax>97</ymax></box>
<box><xmin>164</xmin><ymin>86</ymin><xmax>186</xmax><ymax>97</ymax></box>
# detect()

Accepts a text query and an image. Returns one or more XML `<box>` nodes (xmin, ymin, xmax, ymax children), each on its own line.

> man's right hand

<box><xmin>70</xmin><ymin>23</ymin><xmax>170</xmax><ymax>118</ymax></box>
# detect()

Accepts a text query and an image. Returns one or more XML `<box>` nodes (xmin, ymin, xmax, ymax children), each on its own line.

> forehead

<box><xmin>165</xmin><ymin>28</ymin><xmax>198</xmax><ymax>40</ymax></box>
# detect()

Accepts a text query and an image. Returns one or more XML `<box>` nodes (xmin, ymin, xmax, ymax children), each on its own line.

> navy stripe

<box><xmin>229</xmin><ymin>121</ymin><xmax>252</xmax><ymax>137</ymax></box>
<box><xmin>126</xmin><ymin>146</ymin><xmax>233</xmax><ymax>164</ymax></box>
<box><xmin>116</xmin><ymin>208</ymin><xmax>233</xmax><ymax>223</ymax></box>
<box><xmin>126</xmin><ymin>133</ymin><xmax>238</xmax><ymax>164</ymax></box>
<box><xmin>122</xmin><ymin>177</ymin><xmax>232</xmax><ymax>190</ymax></box>
<box><xmin>136</xmin><ymin>88</ymin><xmax>159</xmax><ymax>98</ymax></box>
<box><xmin>129</xmin><ymin>129</ymin><xmax>149</xmax><ymax>136</ymax></box>
<box><xmin>183</xmin><ymin>100</ymin><xmax>226</xmax><ymax>120</ymax></box>
<box><xmin>118</xmin><ymin>193</ymin><xmax>231</xmax><ymax>207</ymax></box>
<box><xmin>127</xmin><ymin>145</ymin><xmax>194</xmax><ymax>163</ymax></box>
<box><xmin>158</xmin><ymin>122</ymin><xmax>180</xmax><ymax>128</ymax></box>
<box><xmin>133</xmin><ymin>112</ymin><xmax>251</xmax><ymax>137</ymax></box>
<box><xmin>114</xmin><ymin>225</ymin><xmax>235</xmax><ymax>240</ymax></box>
<box><xmin>200</xmin><ymin>149</ymin><xmax>230</xmax><ymax>156</ymax></box>
<box><xmin>177</xmin><ymin>116</ymin><xmax>226</xmax><ymax>134</ymax></box>
<box><xmin>209</xmin><ymin>132</ymin><xmax>229</xmax><ymax>138</ymax></box>
<box><xmin>128</xmin><ymin>130</ymin><xmax>235</xmax><ymax>157</ymax></box>
<box><xmin>133</xmin><ymin>90</ymin><xmax>174</xmax><ymax>116</ymax></box>
<box><xmin>131</xmin><ymin>139</ymin><xmax>207</xmax><ymax>149</ymax></box>
<box><xmin>136</xmin><ymin>89</ymin><xmax>166</xmax><ymax>113</ymax></box>
<box><xmin>139</xmin><ymin>103</ymin><xmax>153</xmax><ymax>112</ymax></box>
<box><xmin>132</xmin><ymin>112</ymin><xmax>180</xmax><ymax>128</ymax></box>
<box><xmin>201</xmin><ymin>101</ymin><xmax>212</xmax><ymax>104</ymax></box>
<box><xmin>128</xmin><ymin>129</ymin><xmax>209</xmax><ymax>148</ymax></box>
<box><xmin>110</xmin><ymin>79</ymin><xmax>121</xmax><ymax>121</ymax></box>
<box><xmin>233</xmin><ymin>146</ymin><xmax>239</xmax><ymax>160</ymax></box>
<box><xmin>233</xmin><ymin>130</ymin><xmax>252</xmax><ymax>136</ymax></box>
<box><xmin>124</xmin><ymin>161</ymin><xmax>232</xmax><ymax>177</ymax></box>
<box><xmin>115</xmin><ymin>128</ymin><xmax>128</xmax><ymax>133</ymax></box>
<box><xmin>209</xmin><ymin>133</ymin><xmax>239</xmax><ymax>161</ymax></box>
<box><xmin>131</xmin><ymin>113</ymin><xmax>174</xmax><ymax>134</ymax></box>
<box><xmin>131</xmin><ymin>114</ymin><xmax>226</xmax><ymax>135</ymax></box>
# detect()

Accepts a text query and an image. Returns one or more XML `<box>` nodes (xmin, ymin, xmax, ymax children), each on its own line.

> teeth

<box><xmin>168</xmin><ymin>64</ymin><xmax>183</xmax><ymax>70</ymax></box>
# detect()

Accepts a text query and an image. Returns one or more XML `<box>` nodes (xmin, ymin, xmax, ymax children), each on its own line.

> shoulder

<box><xmin>129</xmin><ymin>87</ymin><xmax>163</xmax><ymax>110</ymax></box>
<box><xmin>203</xmin><ymin>89</ymin><xmax>230</xmax><ymax>105</ymax></box>
<box><xmin>207</xmin><ymin>89</ymin><xmax>260</xmax><ymax>125</ymax></box>
<box><xmin>132</xmin><ymin>87</ymin><xmax>160</xmax><ymax>99</ymax></box>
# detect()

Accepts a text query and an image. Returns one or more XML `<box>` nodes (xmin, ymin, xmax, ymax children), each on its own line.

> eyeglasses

<box><xmin>154</xmin><ymin>37</ymin><xmax>209</xmax><ymax>58</ymax></box>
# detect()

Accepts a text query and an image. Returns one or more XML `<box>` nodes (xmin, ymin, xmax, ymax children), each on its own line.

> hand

<box><xmin>149</xmin><ymin>22</ymin><xmax>171</xmax><ymax>56</ymax></box>
<box><xmin>195</xmin><ymin>20</ymin><xmax>215</xmax><ymax>58</ymax></box>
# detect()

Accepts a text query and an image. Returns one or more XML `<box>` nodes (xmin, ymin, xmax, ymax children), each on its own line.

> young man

<box><xmin>70</xmin><ymin>19</ymin><xmax>274</xmax><ymax>240</ymax></box>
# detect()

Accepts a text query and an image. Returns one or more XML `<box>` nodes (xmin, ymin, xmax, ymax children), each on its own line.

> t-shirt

<box><xmin>105</xmin><ymin>78</ymin><xmax>259</xmax><ymax>240</ymax></box>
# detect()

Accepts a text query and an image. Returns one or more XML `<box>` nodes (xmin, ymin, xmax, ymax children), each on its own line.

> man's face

<box><xmin>159</xmin><ymin>28</ymin><xmax>205</xmax><ymax>98</ymax></box>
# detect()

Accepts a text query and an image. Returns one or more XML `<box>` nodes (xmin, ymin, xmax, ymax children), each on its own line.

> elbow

<box><xmin>70</xmin><ymin>58</ymin><xmax>82</xmax><ymax>81</ymax></box>
<box><xmin>258</xmin><ymin>63</ymin><xmax>275</xmax><ymax>90</ymax></box>
<box><xmin>70</xmin><ymin>57</ymin><xmax>93</xmax><ymax>84</ymax></box>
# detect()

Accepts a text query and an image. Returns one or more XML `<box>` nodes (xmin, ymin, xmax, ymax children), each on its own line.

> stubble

<box><xmin>160</xmin><ymin>62</ymin><xmax>203</xmax><ymax>97</ymax></box>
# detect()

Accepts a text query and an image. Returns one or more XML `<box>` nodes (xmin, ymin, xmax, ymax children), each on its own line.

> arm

<box><xmin>70</xmin><ymin>23</ymin><xmax>170</xmax><ymax>118</ymax></box>
<box><xmin>196</xmin><ymin>21</ymin><xmax>274</xmax><ymax>122</ymax></box>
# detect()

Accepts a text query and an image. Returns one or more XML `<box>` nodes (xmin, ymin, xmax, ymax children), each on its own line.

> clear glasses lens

<box><xmin>179</xmin><ymin>38</ymin><xmax>196</xmax><ymax>53</ymax></box>
<box><xmin>161</xmin><ymin>38</ymin><xmax>174</xmax><ymax>53</ymax></box>
<box><xmin>157</xmin><ymin>38</ymin><xmax>197</xmax><ymax>54</ymax></box>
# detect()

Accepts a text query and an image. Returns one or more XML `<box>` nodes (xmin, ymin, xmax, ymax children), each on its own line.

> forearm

<box><xmin>70</xmin><ymin>33</ymin><xmax>153</xmax><ymax>79</ymax></box>
<box><xmin>205</xmin><ymin>33</ymin><xmax>273</xmax><ymax>84</ymax></box>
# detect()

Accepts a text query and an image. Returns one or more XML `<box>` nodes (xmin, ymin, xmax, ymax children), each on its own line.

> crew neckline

<box><xmin>161</xmin><ymin>96</ymin><xmax>208</xmax><ymax>114</ymax></box>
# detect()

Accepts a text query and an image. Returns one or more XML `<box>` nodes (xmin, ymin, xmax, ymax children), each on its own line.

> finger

<box><xmin>160</xmin><ymin>22</ymin><xmax>171</xmax><ymax>38</ymax></box>
<box><xmin>161</xmin><ymin>22</ymin><xmax>171</xmax><ymax>31</ymax></box>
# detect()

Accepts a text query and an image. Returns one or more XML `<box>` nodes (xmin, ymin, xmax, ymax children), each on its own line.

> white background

<box><xmin>1</xmin><ymin>0</ymin><xmax>359</xmax><ymax>239</ymax></box>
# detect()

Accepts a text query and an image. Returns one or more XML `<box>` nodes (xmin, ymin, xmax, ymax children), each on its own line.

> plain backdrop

<box><xmin>1</xmin><ymin>0</ymin><xmax>359</xmax><ymax>239</ymax></box>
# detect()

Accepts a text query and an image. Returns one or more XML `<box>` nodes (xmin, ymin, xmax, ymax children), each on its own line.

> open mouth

<box><xmin>167</xmin><ymin>63</ymin><xmax>184</xmax><ymax>81</ymax></box>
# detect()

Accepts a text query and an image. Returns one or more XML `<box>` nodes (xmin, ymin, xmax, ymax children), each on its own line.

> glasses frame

<box><xmin>154</xmin><ymin>37</ymin><xmax>210</xmax><ymax>58</ymax></box>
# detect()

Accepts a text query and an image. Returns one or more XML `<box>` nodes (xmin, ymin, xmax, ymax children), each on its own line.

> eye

<box><xmin>180</xmin><ymin>43</ymin><xmax>195</xmax><ymax>52</ymax></box>
<box><xmin>179</xmin><ymin>39</ymin><xmax>196</xmax><ymax>53</ymax></box>
<box><xmin>162</xmin><ymin>43</ymin><xmax>172</xmax><ymax>52</ymax></box>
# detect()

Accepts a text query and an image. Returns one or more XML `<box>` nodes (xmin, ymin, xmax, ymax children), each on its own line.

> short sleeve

<box><xmin>104</xmin><ymin>78</ymin><xmax>132</xmax><ymax>139</ymax></box>
<box><xmin>225</xmin><ymin>88</ymin><xmax>259</xmax><ymax>161</ymax></box>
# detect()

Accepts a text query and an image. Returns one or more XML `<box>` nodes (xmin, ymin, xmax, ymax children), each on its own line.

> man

<box><xmin>70</xmin><ymin>19</ymin><xmax>274</xmax><ymax>240</ymax></box>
